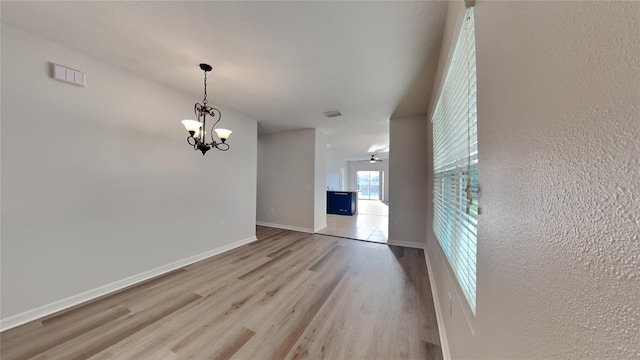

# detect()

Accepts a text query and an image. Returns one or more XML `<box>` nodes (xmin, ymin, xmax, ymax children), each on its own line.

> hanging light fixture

<box><xmin>181</xmin><ymin>63</ymin><xmax>232</xmax><ymax>155</ymax></box>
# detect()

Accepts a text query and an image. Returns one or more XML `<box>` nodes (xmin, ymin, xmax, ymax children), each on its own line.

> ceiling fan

<box><xmin>358</xmin><ymin>154</ymin><xmax>383</xmax><ymax>163</ymax></box>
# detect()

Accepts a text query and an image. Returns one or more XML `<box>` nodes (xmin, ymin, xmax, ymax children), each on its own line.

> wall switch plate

<box><xmin>219</xmin><ymin>222</ymin><xmax>226</xmax><ymax>231</ymax></box>
<box><xmin>51</xmin><ymin>63</ymin><xmax>86</xmax><ymax>86</ymax></box>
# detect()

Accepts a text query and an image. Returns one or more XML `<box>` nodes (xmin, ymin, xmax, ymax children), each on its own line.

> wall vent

<box><xmin>323</xmin><ymin>110</ymin><xmax>342</xmax><ymax>118</ymax></box>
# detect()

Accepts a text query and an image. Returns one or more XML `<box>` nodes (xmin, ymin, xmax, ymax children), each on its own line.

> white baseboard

<box><xmin>387</xmin><ymin>239</ymin><xmax>425</xmax><ymax>249</ymax></box>
<box><xmin>0</xmin><ymin>235</ymin><xmax>257</xmax><ymax>332</ymax></box>
<box><xmin>424</xmin><ymin>249</ymin><xmax>451</xmax><ymax>360</ymax></box>
<box><xmin>314</xmin><ymin>223</ymin><xmax>328</xmax><ymax>233</ymax></box>
<box><xmin>256</xmin><ymin>221</ymin><xmax>314</xmax><ymax>234</ymax></box>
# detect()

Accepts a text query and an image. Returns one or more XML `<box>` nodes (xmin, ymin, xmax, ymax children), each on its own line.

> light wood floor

<box><xmin>1</xmin><ymin>226</ymin><xmax>441</xmax><ymax>360</ymax></box>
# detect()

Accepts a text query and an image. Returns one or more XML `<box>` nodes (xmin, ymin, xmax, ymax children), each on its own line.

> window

<box><xmin>432</xmin><ymin>7</ymin><xmax>478</xmax><ymax>314</ymax></box>
<box><xmin>356</xmin><ymin>171</ymin><xmax>381</xmax><ymax>200</ymax></box>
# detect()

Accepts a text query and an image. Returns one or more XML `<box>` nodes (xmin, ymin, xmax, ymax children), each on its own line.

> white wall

<box><xmin>0</xmin><ymin>24</ymin><xmax>258</xmax><ymax>323</ymax></box>
<box><xmin>388</xmin><ymin>116</ymin><xmax>428</xmax><ymax>246</ymax></box>
<box><xmin>345</xmin><ymin>160</ymin><xmax>389</xmax><ymax>202</ymax></box>
<box><xmin>426</xmin><ymin>1</ymin><xmax>640</xmax><ymax>358</ymax></box>
<box><xmin>314</xmin><ymin>131</ymin><xmax>328</xmax><ymax>232</ymax></box>
<box><xmin>326</xmin><ymin>156</ymin><xmax>346</xmax><ymax>191</ymax></box>
<box><xmin>256</xmin><ymin>129</ymin><xmax>316</xmax><ymax>232</ymax></box>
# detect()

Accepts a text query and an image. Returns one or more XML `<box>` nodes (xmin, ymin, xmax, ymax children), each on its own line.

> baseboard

<box><xmin>387</xmin><ymin>239</ymin><xmax>425</xmax><ymax>249</ymax></box>
<box><xmin>256</xmin><ymin>221</ymin><xmax>314</xmax><ymax>234</ymax></box>
<box><xmin>0</xmin><ymin>235</ymin><xmax>257</xmax><ymax>332</ymax></box>
<box><xmin>314</xmin><ymin>223</ymin><xmax>327</xmax><ymax>233</ymax></box>
<box><xmin>424</xmin><ymin>249</ymin><xmax>451</xmax><ymax>360</ymax></box>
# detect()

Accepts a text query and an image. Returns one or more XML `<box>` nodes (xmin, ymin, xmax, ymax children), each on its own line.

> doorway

<box><xmin>318</xmin><ymin>167</ymin><xmax>388</xmax><ymax>243</ymax></box>
<box><xmin>356</xmin><ymin>171</ymin><xmax>381</xmax><ymax>200</ymax></box>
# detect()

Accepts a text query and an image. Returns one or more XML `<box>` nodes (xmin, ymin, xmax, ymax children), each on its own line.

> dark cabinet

<box><xmin>327</xmin><ymin>191</ymin><xmax>357</xmax><ymax>215</ymax></box>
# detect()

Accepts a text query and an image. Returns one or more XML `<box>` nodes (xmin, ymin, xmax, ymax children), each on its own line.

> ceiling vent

<box><xmin>323</xmin><ymin>110</ymin><xmax>342</xmax><ymax>118</ymax></box>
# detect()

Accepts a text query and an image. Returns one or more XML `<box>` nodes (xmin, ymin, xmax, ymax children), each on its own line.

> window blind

<box><xmin>432</xmin><ymin>7</ymin><xmax>478</xmax><ymax>314</ymax></box>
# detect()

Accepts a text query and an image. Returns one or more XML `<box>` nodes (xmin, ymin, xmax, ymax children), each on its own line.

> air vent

<box><xmin>323</xmin><ymin>110</ymin><xmax>342</xmax><ymax>118</ymax></box>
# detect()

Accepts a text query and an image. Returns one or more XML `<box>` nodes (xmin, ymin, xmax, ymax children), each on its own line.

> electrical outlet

<box><xmin>269</xmin><ymin>208</ymin><xmax>274</xmax><ymax>214</ymax></box>
<box><xmin>220</xmin><ymin>222</ymin><xmax>226</xmax><ymax>231</ymax></box>
<box><xmin>448</xmin><ymin>293</ymin><xmax>453</xmax><ymax>317</ymax></box>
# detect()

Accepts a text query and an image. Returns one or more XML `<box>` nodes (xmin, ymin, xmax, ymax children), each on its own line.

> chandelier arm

<box><xmin>214</xmin><ymin>142</ymin><xmax>230</xmax><ymax>151</ymax></box>
<box><xmin>187</xmin><ymin>136</ymin><xmax>197</xmax><ymax>146</ymax></box>
<box><xmin>208</xmin><ymin>107</ymin><xmax>222</xmax><ymax>144</ymax></box>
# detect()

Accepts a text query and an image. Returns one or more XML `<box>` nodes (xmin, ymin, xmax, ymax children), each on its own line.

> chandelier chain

<box><xmin>203</xmin><ymin>71</ymin><xmax>208</xmax><ymax>106</ymax></box>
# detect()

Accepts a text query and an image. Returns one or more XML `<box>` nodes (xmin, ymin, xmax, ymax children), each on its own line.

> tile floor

<box><xmin>317</xmin><ymin>200</ymin><xmax>389</xmax><ymax>243</ymax></box>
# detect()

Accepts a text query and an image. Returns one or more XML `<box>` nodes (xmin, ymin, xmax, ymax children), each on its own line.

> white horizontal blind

<box><xmin>432</xmin><ymin>7</ymin><xmax>478</xmax><ymax>314</ymax></box>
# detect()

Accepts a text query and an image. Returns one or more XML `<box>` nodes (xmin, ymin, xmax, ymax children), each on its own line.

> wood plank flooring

<box><xmin>0</xmin><ymin>226</ymin><xmax>441</xmax><ymax>360</ymax></box>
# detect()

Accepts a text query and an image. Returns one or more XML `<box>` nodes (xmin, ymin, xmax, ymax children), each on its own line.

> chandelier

<box><xmin>181</xmin><ymin>63</ymin><xmax>232</xmax><ymax>155</ymax></box>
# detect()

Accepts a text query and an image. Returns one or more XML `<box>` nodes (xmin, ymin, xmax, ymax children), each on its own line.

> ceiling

<box><xmin>1</xmin><ymin>1</ymin><xmax>447</xmax><ymax>161</ymax></box>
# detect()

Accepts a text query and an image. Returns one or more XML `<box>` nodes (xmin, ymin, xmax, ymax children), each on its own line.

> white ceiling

<box><xmin>1</xmin><ymin>1</ymin><xmax>447</xmax><ymax>161</ymax></box>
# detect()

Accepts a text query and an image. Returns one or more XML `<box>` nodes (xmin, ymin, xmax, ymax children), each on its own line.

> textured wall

<box><xmin>426</xmin><ymin>1</ymin><xmax>640</xmax><ymax>358</ymax></box>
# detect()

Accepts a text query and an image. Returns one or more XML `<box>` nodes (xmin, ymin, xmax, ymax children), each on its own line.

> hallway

<box><xmin>318</xmin><ymin>200</ymin><xmax>389</xmax><ymax>243</ymax></box>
